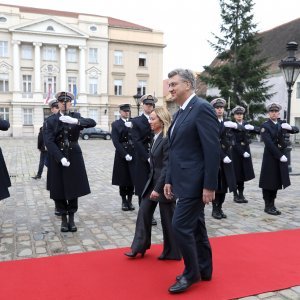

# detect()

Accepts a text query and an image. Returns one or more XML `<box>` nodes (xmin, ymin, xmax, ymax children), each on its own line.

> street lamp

<box><xmin>279</xmin><ymin>41</ymin><xmax>300</xmax><ymax>172</ymax></box>
<box><xmin>133</xmin><ymin>93</ymin><xmax>142</xmax><ymax>116</ymax></box>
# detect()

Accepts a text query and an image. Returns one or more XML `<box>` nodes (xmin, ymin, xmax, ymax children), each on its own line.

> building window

<box><xmin>23</xmin><ymin>108</ymin><xmax>33</xmax><ymax>125</ymax></box>
<box><xmin>67</xmin><ymin>48</ymin><xmax>77</xmax><ymax>62</ymax></box>
<box><xmin>114</xmin><ymin>51</ymin><xmax>123</xmax><ymax>65</ymax></box>
<box><xmin>89</xmin><ymin>78</ymin><xmax>98</xmax><ymax>94</ymax></box>
<box><xmin>139</xmin><ymin>53</ymin><xmax>147</xmax><ymax>67</ymax></box>
<box><xmin>22</xmin><ymin>75</ymin><xmax>32</xmax><ymax>93</ymax></box>
<box><xmin>114</xmin><ymin>80</ymin><xmax>123</xmax><ymax>96</ymax></box>
<box><xmin>0</xmin><ymin>16</ymin><xmax>7</xmax><ymax>23</ymax></box>
<box><xmin>0</xmin><ymin>41</ymin><xmax>8</xmax><ymax>57</ymax></box>
<box><xmin>88</xmin><ymin>109</ymin><xmax>98</xmax><ymax>123</ymax></box>
<box><xmin>0</xmin><ymin>74</ymin><xmax>9</xmax><ymax>92</ymax></box>
<box><xmin>47</xmin><ymin>26</ymin><xmax>54</xmax><ymax>31</ymax></box>
<box><xmin>89</xmin><ymin>25</ymin><xmax>97</xmax><ymax>32</ymax></box>
<box><xmin>43</xmin><ymin>46</ymin><xmax>57</xmax><ymax>61</ymax></box>
<box><xmin>0</xmin><ymin>107</ymin><xmax>9</xmax><ymax>121</ymax></box>
<box><xmin>89</xmin><ymin>48</ymin><xmax>98</xmax><ymax>63</ymax></box>
<box><xmin>137</xmin><ymin>80</ymin><xmax>147</xmax><ymax>95</ymax></box>
<box><xmin>296</xmin><ymin>82</ymin><xmax>300</xmax><ymax>99</ymax></box>
<box><xmin>68</xmin><ymin>77</ymin><xmax>77</xmax><ymax>93</ymax></box>
<box><xmin>43</xmin><ymin>77</ymin><xmax>56</xmax><ymax>99</ymax></box>
<box><xmin>21</xmin><ymin>44</ymin><xmax>33</xmax><ymax>60</ymax></box>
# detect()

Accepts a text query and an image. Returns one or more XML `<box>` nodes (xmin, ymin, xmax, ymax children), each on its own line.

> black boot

<box><xmin>233</xmin><ymin>190</ymin><xmax>242</xmax><ymax>203</ymax></box>
<box><xmin>121</xmin><ymin>196</ymin><xmax>129</xmax><ymax>211</ymax></box>
<box><xmin>212</xmin><ymin>203</ymin><xmax>222</xmax><ymax>219</ymax></box>
<box><xmin>61</xmin><ymin>214</ymin><xmax>69</xmax><ymax>232</ymax></box>
<box><xmin>127</xmin><ymin>195</ymin><xmax>135</xmax><ymax>211</ymax></box>
<box><xmin>238</xmin><ymin>188</ymin><xmax>248</xmax><ymax>203</ymax></box>
<box><xmin>68</xmin><ymin>212</ymin><xmax>77</xmax><ymax>232</ymax></box>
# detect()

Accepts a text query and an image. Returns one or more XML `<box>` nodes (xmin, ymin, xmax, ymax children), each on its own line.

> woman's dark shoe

<box><xmin>124</xmin><ymin>251</ymin><xmax>145</xmax><ymax>258</ymax></box>
<box><xmin>68</xmin><ymin>212</ymin><xmax>77</xmax><ymax>232</ymax></box>
<box><xmin>158</xmin><ymin>255</ymin><xmax>181</xmax><ymax>261</ymax></box>
<box><xmin>61</xmin><ymin>214</ymin><xmax>69</xmax><ymax>232</ymax></box>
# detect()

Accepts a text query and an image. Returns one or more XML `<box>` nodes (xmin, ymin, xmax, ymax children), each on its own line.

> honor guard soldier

<box><xmin>111</xmin><ymin>104</ymin><xmax>135</xmax><ymax>211</ymax></box>
<box><xmin>0</xmin><ymin>119</ymin><xmax>11</xmax><ymax>201</ymax></box>
<box><xmin>231</xmin><ymin>106</ymin><xmax>260</xmax><ymax>203</ymax></box>
<box><xmin>211</xmin><ymin>98</ymin><xmax>243</xmax><ymax>219</ymax></box>
<box><xmin>126</xmin><ymin>94</ymin><xmax>157</xmax><ymax>225</ymax></box>
<box><xmin>44</xmin><ymin>91</ymin><xmax>96</xmax><ymax>232</ymax></box>
<box><xmin>259</xmin><ymin>102</ymin><xmax>299</xmax><ymax>215</ymax></box>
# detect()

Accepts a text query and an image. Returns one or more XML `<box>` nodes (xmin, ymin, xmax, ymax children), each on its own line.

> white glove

<box><xmin>281</xmin><ymin>123</ymin><xmax>292</xmax><ymax>130</ymax></box>
<box><xmin>244</xmin><ymin>124</ymin><xmax>254</xmax><ymax>130</ymax></box>
<box><xmin>224</xmin><ymin>121</ymin><xmax>238</xmax><ymax>129</ymax></box>
<box><xmin>243</xmin><ymin>152</ymin><xmax>250</xmax><ymax>158</ymax></box>
<box><xmin>223</xmin><ymin>156</ymin><xmax>232</xmax><ymax>163</ymax></box>
<box><xmin>280</xmin><ymin>155</ymin><xmax>288</xmax><ymax>162</ymax></box>
<box><xmin>125</xmin><ymin>121</ymin><xmax>133</xmax><ymax>128</ymax></box>
<box><xmin>125</xmin><ymin>154</ymin><xmax>132</xmax><ymax>161</ymax></box>
<box><xmin>61</xmin><ymin>157</ymin><xmax>70</xmax><ymax>167</ymax></box>
<box><xmin>59</xmin><ymin>115</ymin><xmax>78</xmax><ymax>125</ymax></box>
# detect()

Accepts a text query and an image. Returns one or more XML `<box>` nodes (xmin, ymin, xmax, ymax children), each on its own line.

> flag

<box><xmin>44</xmin><ymin>85</ymin><xmax>51</xmax><ymax>104</ymax></box>
<box><xmin>73</xmin><ymin>85</ymin><xmax>77</xmax><ymax>107</ymax></box>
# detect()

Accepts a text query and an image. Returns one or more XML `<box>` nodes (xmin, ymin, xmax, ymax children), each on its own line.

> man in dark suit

<box><xmin>126</xmin><ymin>94</ymin><xmax>158</xmax><ymax>225</ymax></box>
<box><xmin>259</xmin><ymin>102</ymin><xmax>299</xmax><ymax>215</ymax></box>
<box><xmin>164</xmin><ymin>69</ymin><xmax>220</xmax><ymax>294</ymax></box>
<box><xmin>111</xmin><ymin>104</ymin><xmax>135</xmax><ymax>211</ymax></box>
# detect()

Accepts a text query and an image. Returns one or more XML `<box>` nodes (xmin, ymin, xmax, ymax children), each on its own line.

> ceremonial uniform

<box><xmin>0</xmin><ymin>119</ymin><xmax>11</xmax><ymax>200</ymax></box>
<box><xmin>231</xmin><ymin>106</ymin><xmax>260</xmax><ymax>203</ymax></box>
<box><xmin>44</xmin><ymin>91</ymin><xmax>96</xmax><ymax>231</ymax></box>
<box><xmin>259</xmin><ymin>102</ymin><xmax>299</xmax><ymax>215</ymax></box>
<box><xmin>111</xmin><ymin>104</ymin><xmax>135</xmax><ymax>211</ymax></box>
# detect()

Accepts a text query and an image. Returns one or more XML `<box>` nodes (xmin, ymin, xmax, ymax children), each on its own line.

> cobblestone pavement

<box><xmin>1</xmin><ymin>138</ymin><xmax>300</xmax><ymax>299</ymax></box>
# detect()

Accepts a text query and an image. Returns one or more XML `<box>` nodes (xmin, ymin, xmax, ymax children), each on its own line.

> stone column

<box><xmin>59</xmin><ymin>44</ymin><xmax>67</xmax><ymax>91</ymax></box>
<box><xmin>12</xmin><ymin>40</ymin><xmax>21</xmax><ymax>92</ymax></box>
<box><xmin>33</xmin><ymin>42</ymin><xmax>42</xmax><ymax>92</ymax></box>
<box><xmin>79</xmin><ymin>46</ymin><xmax>86</xmax><ymax>93</ymax></box>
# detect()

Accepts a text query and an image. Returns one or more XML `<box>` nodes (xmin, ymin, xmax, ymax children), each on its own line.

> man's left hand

<box><xmin>203</xmin><ymin>189</ymin><xmax>215</xmax><ymax>204</ymax></box>
<box><xmin>59</xmin><ymin>115</ymin><xmax>78</xmax><ymax>125</ymax></box>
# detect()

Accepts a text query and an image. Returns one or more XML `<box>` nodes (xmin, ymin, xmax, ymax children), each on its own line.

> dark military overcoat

<box><xmin>231</xmin><ymin>121</ymin><xmax>259</xmax><ymax>182</ymax></box>
<box><xmin>131</xmin><ymin>114</ymin><xmax>152</xmax><ymax>196</ymax></box>
<box><xmin>111</xmin><ymin>118</ymin><xmax>135</xmax><ymax>186</ymax></box>
<box><xmin>259</xmin><ymin>119</ymin><xmax>299</xmax><ymax>190</ymax></box>
<box><xmin>43</xmin><ymin>112</ymin><xmax>96</xmax><ymax>200</ymax></box>
<box><xmin>0</xmin><ymin>119</ymin><xmax>11</xmax><ymax>200</ymax></box>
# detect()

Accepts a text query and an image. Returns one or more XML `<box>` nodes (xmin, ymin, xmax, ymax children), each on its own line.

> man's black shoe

<box><xmin>264</xmin><ymin>208</ymin><xmax>281</xmax><ymax>215</ymax></box>
<box><xmin>220</xmin><ymin>209</ymin><xmax>227</xmax><ymax>218</ymax></box>
<box><xmin>151</xmin><ymin>218</ymin><xmax>157</xmax><ymax>226</ymax></box>
<box><xmin>32</xmin><ymin>175</ymin><xmax>41</xmax><ymax>179</ymax></box>
<box><xmin>169</xmin><ymin>276</ymin><xmax>199</xmax><ymax>294</ymax></box>
<box><xmin>54</xmin><ymin>209</ymin><xmax>62</xmax><ymax>217</ymax></box>
<box><xmin>212</xmin><ymin>211</ymin><xmax>222</xmax><ymax>219</ymax></box>
<box><xmin>176</xmin><ymin>274</ymin><xmax>211</xmax><ymax>281</ymax></box>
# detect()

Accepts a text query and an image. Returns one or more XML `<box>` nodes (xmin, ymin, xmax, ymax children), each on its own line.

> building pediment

<box><xmin>0</xmin><ymin>61</ymin><xmax>12</xmax><ymax>73</ymax></box>
<box><xmin>9</xmin><ymin>17</ymin><xmax>89</xmax><ymax>38</ymax></box>
<box><xmin>86</xmin><ymin>66</ymin><xmax>101</xmax><ymax>77</ymax></box>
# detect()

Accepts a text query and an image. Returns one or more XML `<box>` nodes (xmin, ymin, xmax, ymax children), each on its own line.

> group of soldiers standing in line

<box><xmin>111</xmin><ymin>95</ymin><xmax>299</xmax><ymax>222</ymax></box>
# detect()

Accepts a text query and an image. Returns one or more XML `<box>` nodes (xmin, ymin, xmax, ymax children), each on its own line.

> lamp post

<box><xmin>278</xmin><ymin>41</ymin><xmax>300</xmax><ymax>172</ymax></box>
<box><xmin>133</xmin><ymin>93</ymin><xmax>142</xmax><ymax>116</ymax></box>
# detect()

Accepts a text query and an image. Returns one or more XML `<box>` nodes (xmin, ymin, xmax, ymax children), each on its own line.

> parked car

<box><xmin>80</xmin><ymin>127</ymin><xmax>111</xmax><ymax>140</ymax></box>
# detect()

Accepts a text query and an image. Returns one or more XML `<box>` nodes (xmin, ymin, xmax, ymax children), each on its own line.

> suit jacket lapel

<box><xmin>151</xmin><ymin>133</ymin><xmax>163</xmax><ymax>153</ymax></box>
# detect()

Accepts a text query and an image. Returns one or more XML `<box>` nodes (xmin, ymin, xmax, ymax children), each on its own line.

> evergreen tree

<box><xmin>200</xmin><ymin>0</ymin><xmax>273</xmax><ymax>120</ymax></box>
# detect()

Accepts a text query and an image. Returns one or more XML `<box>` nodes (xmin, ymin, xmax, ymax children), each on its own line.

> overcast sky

<box><xmin>2</xmin><ymin>0</ymin><xmax>300</xmax><ymax>77</ymax></box>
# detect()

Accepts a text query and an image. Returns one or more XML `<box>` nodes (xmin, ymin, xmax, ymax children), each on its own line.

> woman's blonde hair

<box><xmin>153</xmin><ymin>107</ymin><xmax>171</xmax><ymax>137</ymax></box>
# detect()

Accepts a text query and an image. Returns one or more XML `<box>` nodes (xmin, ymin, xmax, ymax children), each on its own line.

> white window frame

<box><xmin>137</xmin><ymin>80</ymin><xmax>147</xmax><ymax>95</ymax></box>
<box><xmin>89</xmin><ymin>77</ymin><xmax>98</xmax><ymax>95</ymax></box>
<box><xmin>0</xmin><ymin>41</ymin><xmax>8</xmax><ymax>57</ymax></box>
<box><xmin>0</xmin><ymin>107</ymin><xmax>9</xmax><ymax>121</ymax></box>
<box><xmin>68</xmin><ymin>77</ymin><xmax>77</xmax><ymax>93</ymax></box>
<box><xmin>0</xmin><ymin>74</ymin><xmax>9</xmax><ymax>92</ymax></box>
<box><xmin>23</xmin><ymin>108</ymin><xmax>33</xmax><ymax>125</ymax></box>
<box><xmin>43</xmin><ymin>76</ymin><xmax>56</xmax><ymax>96</ymax></box>
<box><xmin>114</xmin><ymin>79</ymin><xmax>123</xmax><ymax>96</ymax></box>
<box><xmin>139</xmin><ymin>52</ymin><xmax>147</xmax><ymax>67</ymax></box>
<box><xmin>22</xmin><ymin>75</ymin><xmax>32</xmax><ymax>93</ymax></box>
<box><xmin>114</xmin><ymin>51</ymin><xmax>123</xmax><ymax>65</ymax></box>
<box><xmin>43</xmin><ymin>46</ymin><xmax>57</xmax><ymax>61</ymax></box>
<box><xmin>296</xmin><ymin>82</ymin><xmax>300</xmax><ymax>99</ymax></box>
<box><xmin>67</xmin><ymin>48</ymin><xmax>77</xmax><ymax>62</ymax></box>
<box><xmin>89</xmin><ymin>48</ymin><xmax>98</xmax><ymax>63</ymax></box>
<box><xmin>88</xmin><ymin>109</ymin><xmax>98</xmax><ymax>123</ymax></box>
<box><xmin>21</xmin><ymin>44</ymin><xmax>33</xmax><ymax>60</ymax></box>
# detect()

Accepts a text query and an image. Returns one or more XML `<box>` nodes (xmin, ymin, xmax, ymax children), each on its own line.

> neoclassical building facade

<box><xmin>0</xmin><ymin>4</ymin><xmax>164</xmax><ymax>136</ymax></box>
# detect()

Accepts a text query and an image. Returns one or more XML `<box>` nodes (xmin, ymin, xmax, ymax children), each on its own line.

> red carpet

<box><xmin>1</xmin><ymin>229</ymin><xmax>300</xmax><ymax>300</ymax></box>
